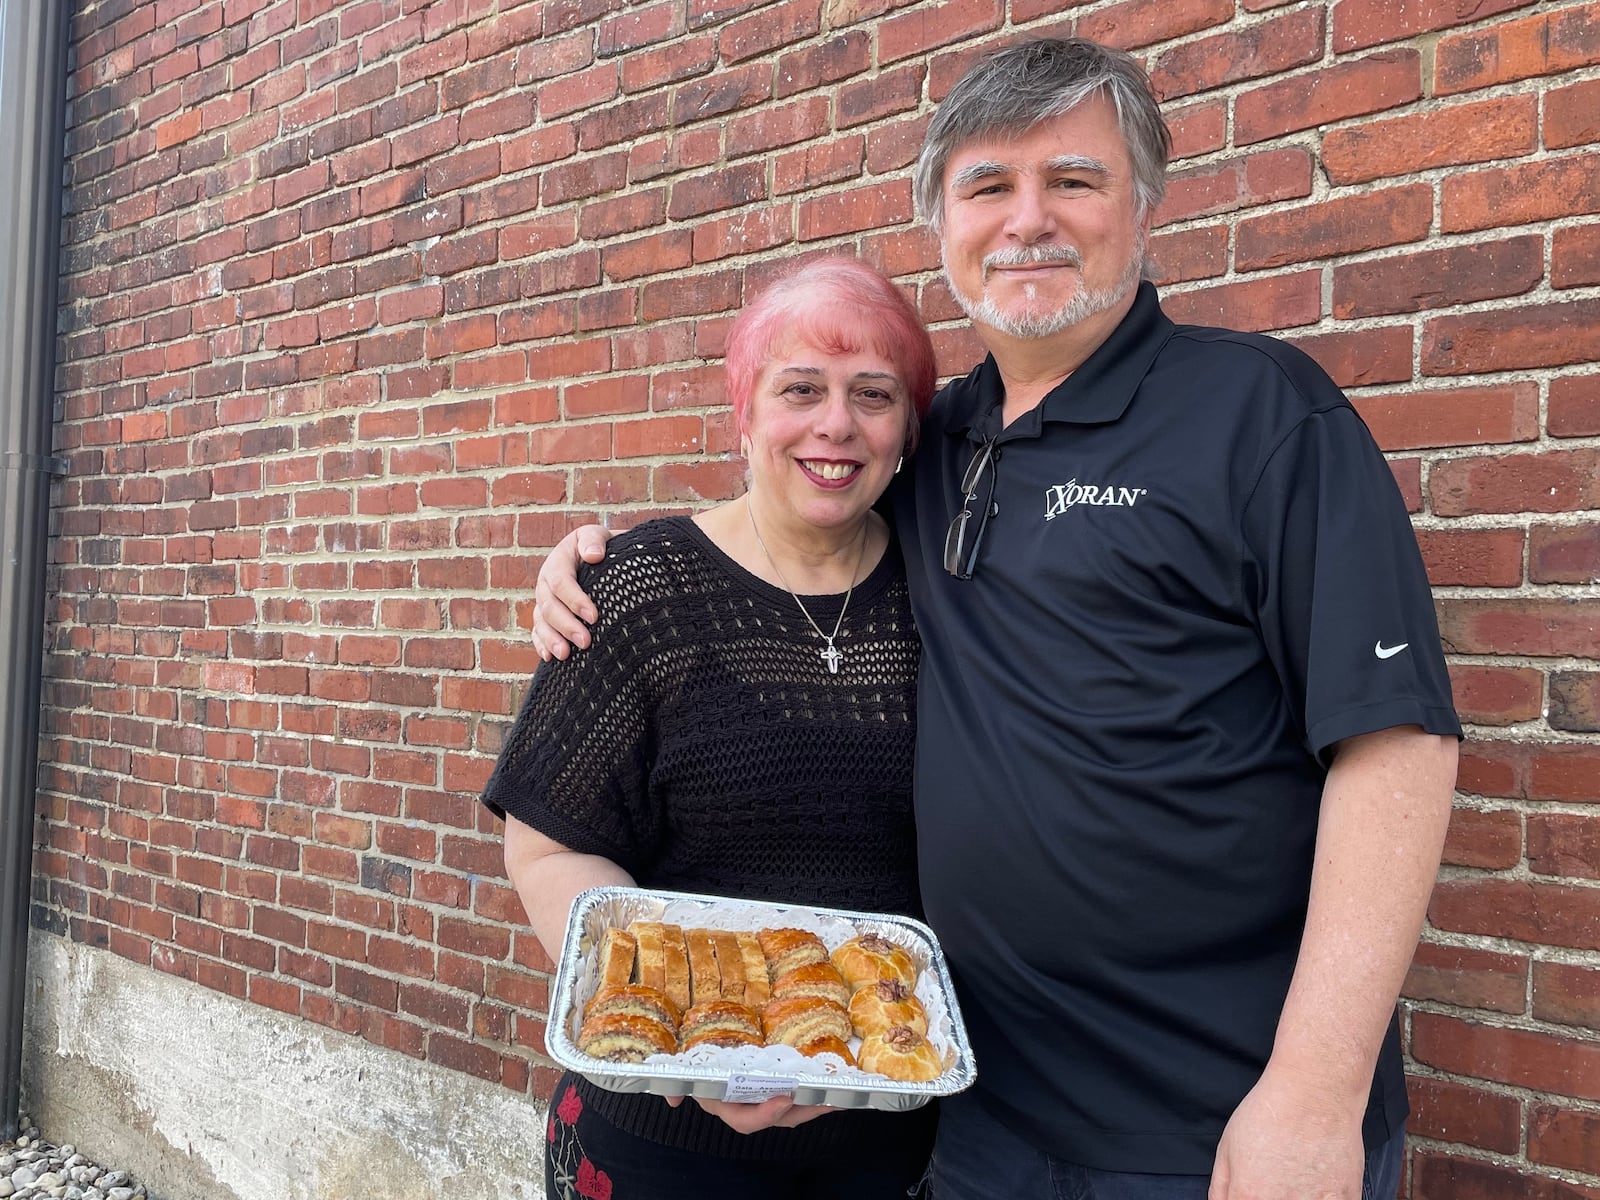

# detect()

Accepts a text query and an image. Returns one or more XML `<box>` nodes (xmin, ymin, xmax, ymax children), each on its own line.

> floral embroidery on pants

<box><xmin>548</xmin><ymin>1084</ymin><xmax>614</xmax><ymax>1200</ymax></box>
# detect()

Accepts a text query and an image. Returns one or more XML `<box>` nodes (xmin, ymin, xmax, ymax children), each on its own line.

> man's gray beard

<box><xmin>944</xmin><ymin>239</ymin><xmax>1146</xmax><ymax>339</ymax></box>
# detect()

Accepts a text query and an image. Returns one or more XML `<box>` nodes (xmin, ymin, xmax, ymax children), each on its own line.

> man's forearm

<box><xmin>1267</xmin><ymin>725</ymin><xmax>1458</xmax><ymax>1102</ymax></box>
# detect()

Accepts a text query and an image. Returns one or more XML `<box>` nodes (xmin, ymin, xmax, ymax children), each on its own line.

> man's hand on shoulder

<box><xmin>533</xmin><ymin>524</ymin><xmax>612</xmax><ymax>660</ymax></box>
<box><xmin>1209</xmin><ymin>1063</ymin><xmax>1365</xmax><ymax>1200</ymax></box>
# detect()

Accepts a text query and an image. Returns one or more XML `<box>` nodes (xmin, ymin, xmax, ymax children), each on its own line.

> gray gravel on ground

<box><xmin>0</xmin><ymin>1116</ymin><xmax>150</xmax><ymax>1200</ymax></box>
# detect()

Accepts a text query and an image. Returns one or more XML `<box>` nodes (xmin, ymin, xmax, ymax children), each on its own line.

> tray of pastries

<box><xmin>546</xmin><ymin>887</ymin><xmax>976</xmax><ymax>1111</ymax></box>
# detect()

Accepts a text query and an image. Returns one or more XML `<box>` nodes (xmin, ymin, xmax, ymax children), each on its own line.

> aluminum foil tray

<box><xmin>547</xmin><ymin>886</ymin><xmax>976</xmax><ymax>1111</ymax></box>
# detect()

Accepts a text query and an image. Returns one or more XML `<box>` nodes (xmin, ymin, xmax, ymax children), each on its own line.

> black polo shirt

<box><xmin>893</xmin><ymin>282</ymin><xmax>1460</xmax><ymax>1173</ymax></box>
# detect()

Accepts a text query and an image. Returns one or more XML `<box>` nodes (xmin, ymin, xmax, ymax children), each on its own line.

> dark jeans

<box><xmin>929</xmin><ymin>1092</ymin><xmax>1405</xmax><ymax>1200</ymax></box>
<box><xmin>545</xmin><ymin>1082</ymin><xmax>931</xmax><ymax>1200</ymax></box>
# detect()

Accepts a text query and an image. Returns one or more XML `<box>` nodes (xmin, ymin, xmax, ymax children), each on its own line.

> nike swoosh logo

<box><xmin>1374</xmin><ymin>641</ymin><xmax>1409</xmax><ymax>659</ymax></box>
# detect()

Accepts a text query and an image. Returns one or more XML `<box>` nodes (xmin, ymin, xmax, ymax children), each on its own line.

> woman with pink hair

<box><xmin>482</xmin><ymin>257</ymin><xmax>939</xmax><ymax>1199</ymax></box>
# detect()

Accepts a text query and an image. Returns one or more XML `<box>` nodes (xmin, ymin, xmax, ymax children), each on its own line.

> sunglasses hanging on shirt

<box><xmin>944</xmin><ymin>437</ymin><xmax>998</xmax><ymax>580</ymax></box>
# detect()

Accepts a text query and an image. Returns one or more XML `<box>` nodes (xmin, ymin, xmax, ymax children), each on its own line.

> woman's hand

<box><xmin>665</xmin><ymin>1093</ymin><xmax>834</xmax><ymax>1133</ymax></box>
<box><xmin>533</xmin><ymin>525</ymin><xmax>613</xmax><ymax>660</ymax></box>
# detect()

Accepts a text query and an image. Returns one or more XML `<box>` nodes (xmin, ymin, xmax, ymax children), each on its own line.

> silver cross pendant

<box><xmin>819</xmin><ymin>641</ymin><xmax>842</xmax><ymax>674</ymax></box>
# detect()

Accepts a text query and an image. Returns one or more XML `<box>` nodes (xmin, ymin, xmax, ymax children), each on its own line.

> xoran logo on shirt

<box><xmin>1043</xmin><ymin>480</ymin><xmax>1149</xmax><ymax>520</ymax></box>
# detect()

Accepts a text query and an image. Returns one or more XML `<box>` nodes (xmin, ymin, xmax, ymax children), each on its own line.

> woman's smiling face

<box><xmin>743</xmin><ymin>335</ymin><xmax>911</xmax><ymax>538</ymax></box>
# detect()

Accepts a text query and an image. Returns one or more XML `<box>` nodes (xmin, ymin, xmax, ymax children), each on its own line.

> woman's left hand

<box><xmin>664</xmin><ymin>1093</ymin><xmax>833</xmax><ymax>1133</ymax></box>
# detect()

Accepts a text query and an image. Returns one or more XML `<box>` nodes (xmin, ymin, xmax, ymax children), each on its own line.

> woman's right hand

<box><xmin>533</xmin><ymin>524</ymin><xmax>613</xmax><ymax>660</ymax></box>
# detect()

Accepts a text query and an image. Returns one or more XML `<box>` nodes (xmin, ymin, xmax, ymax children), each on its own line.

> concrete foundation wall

<box><xmin>22</xmin><ymin>931</ymin><xmax>546</xmax><ymax>1200</ymax></box>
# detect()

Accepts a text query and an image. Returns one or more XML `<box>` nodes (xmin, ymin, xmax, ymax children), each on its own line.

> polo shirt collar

<box><xmin>949</xmin><ymin>281</ymin><xmax>1175</xmax><ymax>438</ymax></box>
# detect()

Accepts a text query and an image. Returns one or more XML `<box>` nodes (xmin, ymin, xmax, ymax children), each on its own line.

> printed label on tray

<box><xmin>722</xmin><ymin>1073</ymin><xmax>798</xmax><ymax>1104</ymax></box>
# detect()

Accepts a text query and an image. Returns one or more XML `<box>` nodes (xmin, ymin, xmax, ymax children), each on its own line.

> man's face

<box><xmin>939</xmin><ymin>98</ymin><xmax>1149</xmax><ymax>341</ymax></box>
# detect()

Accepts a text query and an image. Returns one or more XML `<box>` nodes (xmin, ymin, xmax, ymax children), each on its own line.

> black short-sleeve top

<box><xmin>481</xmin><ymin>516</ymin><xmax>930</xmax><ymax>1164</ymax></box>
<box><xmin>894</xmin><ymin>282</ymin><xmax>1461</xmax><ymax>1173</ymax></box>
<box><xmin>482</xmin><ymin>516</ymin><xmax>923</xmax><ymax>917</ymax></box>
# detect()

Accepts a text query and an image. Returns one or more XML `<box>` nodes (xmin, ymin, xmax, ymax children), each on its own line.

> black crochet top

<box><xmin>483</xmin><ymin>516</ymin><xmax>931</xmax><ymax>1162</ymax></box>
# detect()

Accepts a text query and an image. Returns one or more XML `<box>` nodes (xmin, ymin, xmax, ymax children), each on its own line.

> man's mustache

<box><xmin>982</xmin><ymin>245</ymin><xmax>1083</xmax><ymax>278</ymax></box>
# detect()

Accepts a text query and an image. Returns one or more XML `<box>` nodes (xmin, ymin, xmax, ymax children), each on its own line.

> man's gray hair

<box><xmin>913</xmin><ymin>38</ymin><xmax>1172</xmax><ymax>233</ymax></box>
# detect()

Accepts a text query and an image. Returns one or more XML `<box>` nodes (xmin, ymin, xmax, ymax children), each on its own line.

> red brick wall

<box><xmin>42</xmin><ymin>0</ymin><xmax>1599</xmax><ymax>1192</ymax></box>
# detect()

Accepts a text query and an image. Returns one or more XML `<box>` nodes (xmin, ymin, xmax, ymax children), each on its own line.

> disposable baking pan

<box><xmin>546</xmin><ymin>886</ymin><xmax>976</xmax><ymax>1111</ymax></box>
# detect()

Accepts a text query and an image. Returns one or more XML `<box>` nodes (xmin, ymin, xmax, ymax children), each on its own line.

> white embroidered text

<box><xmin>1044</xmin><ymin>481</ymin><xmax>1148</xmax><ymax>520</ymax></box>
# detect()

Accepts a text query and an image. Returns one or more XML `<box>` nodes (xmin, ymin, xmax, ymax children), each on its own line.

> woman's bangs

<box><xmin>784</xmin><ymin>305</ymin><xmax>901</xmax><ymax>377</ymax></box>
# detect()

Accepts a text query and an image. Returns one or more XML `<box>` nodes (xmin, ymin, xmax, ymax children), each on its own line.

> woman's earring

<box><xmin>894</xmin><ymin>456</ymin><xmax>903</xmax><ymax>474</ymax></box>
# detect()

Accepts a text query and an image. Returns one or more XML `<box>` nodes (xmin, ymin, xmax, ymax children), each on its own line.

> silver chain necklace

<box><xmin>747</xmin><ymin>501</ymin><xmax>868</xmax><ymax>675</ymax></box>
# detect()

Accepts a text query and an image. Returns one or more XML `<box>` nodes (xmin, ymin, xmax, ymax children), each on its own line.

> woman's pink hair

<box><xmin>724</xmin><ymin>256</ymin><xmax>938</xmax><ymax>453</ymax></box>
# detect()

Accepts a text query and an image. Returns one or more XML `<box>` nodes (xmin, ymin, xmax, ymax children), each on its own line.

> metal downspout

<box><xmin>0</xmin><ymin>0</ymin><xmax>72</xmax><ymax>1141</ymax></box>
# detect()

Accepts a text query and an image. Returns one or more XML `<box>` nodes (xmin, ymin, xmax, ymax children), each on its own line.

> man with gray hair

<box><xmin>532</xmin><ymin>37</ymin><xmax>1461</xmax><ymax>1200</ymax></box>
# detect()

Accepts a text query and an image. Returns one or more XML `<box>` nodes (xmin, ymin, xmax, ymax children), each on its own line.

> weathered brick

<box><xmin>1352</xmin><ymin>383</ymin><xmax>1538</xmax><ymax>451</ymax></box>
<box><xmin>1404</xmin><ymin>940</ymin><xmax>1527</xmax><ymax>1011</ymax></box>
<box><xmin>1549</xmin><ymin>671</ymin><xmax>1600</xmax><ymax>733</ymax></box>
<box><xmin>1334</xmin><ymin>236</ymin><xmax>1543</xmax><ymax>319</ymax></box>
<box><xmin>1163</xmin><ymin>100</ymin><xmax>1227</xmax><ymax>161</ymax></box>
<box><xmin>878</xmin><ymin>0</ymin><xmax>1002</xmax><ymax>64</ymax></box>
<box><xmin>1528</xmin><ymin>813</ymin><xmax>1600</xmax><ymax>880</ymax></box>
<box><xmin>823</xmin><ymin>0</ymin><xmax>922</xmax><ymax>27</ymax></box>
<box><xmin>1438</xmin><ymin>804</ymin><xmax>1523</xmax><ymax>872</ymax></box>
<box><xmin>773</xmin><ymin>30</ymin><xmax>871</xmax><ymax>98</ymax></box>
<box><xmin>1547</xmin><ymin>76</ymin><xmax>1600</xmax><ymax>150</ymax></box>
<box><xmin>540</xmin><ymin>151</ymin><xmax>628</xmax><ymax>207</ymax></box>
<box><xmin>1531</xmin><ymin>523</ymin><xmax>1600</xmax><ymax>586</ymax></box>
<box><xmin>601</xmin><ymin>229</ymin><xmax>693</xmax><ymax>282</ymax></box>
<box><xmin>1160</xmin><ymin>271</ymin><xmax>1321</xmax><ymax>333</ymax></box>
<box><xmin>612</xmin><ymin>415</ymin><xmax>703</xmax><ymax>459</ymax></box>
<box><xmin>1554</xmin><ymin>222</ymin><xmax>1600</xmax><ymax>291</ymax></box>
<box><xmin>1236</xmin><ymin>184</ymin><xmax>1432</xmax><ymax>271</ymax></box>
<box><xmin>1435</xmin><ymin>597</ymin><xmax>1600</xmax><ymax>658</ymax></box>
<box><xmin>1407</xmin><ymin>1076</ymin><xmax>1524</xmax><ymax>1154</ymax></box>
<box><xmin>1446</xmin><ymin>662</ymin><xmax>1542</xmax><ymax>729</ymax></box>
<box><xmin>1149</xmin><ymin>7</ymin><xmax>1323</xmax><ymax>99</ymax></box>
<box><xmin>670</xmin><ymin>62</ymin><xmax>771</xmax><ymax>124</ymax></box>
<box><xmin>1531</xmin><ymin>1105</ymin><xmax>1600</xmax><ymax>1176</ymax></box>
<box><xmin>836</xmin><ymin>62</ymin><xmax>923</xmax><ymax>128</ymax></box>
<box><xmin>796</xmin><ymin>179</ymin><xmax>913</xmax><ymax>240</ymax></box>
<box><xmin>1533</xmin><ymin>961</ymin><xmax>1600</xmax><ymax>1031</ymax></box>
<box><xmin>727</xmin><ymin>96</ymin><xmax>829</xmax><ymax>158</ymax></box>
<box><xmin>1551</xmin><ymin>373</ymin><xmax>1600</xmax><ymax>438</ymax></box>
<box><xmin>1234</xmin><ymin>51</ymin><xmax>1421</xmax><ymax>146</ymax></box>
<box><xmin>1156</xmin><ymin>148</ymin><xmax>1313</xmax><ymax>227</ymax></box>
<box><xmin>773</xmin><ymin>136</ymin><xmax>865</xmax><ymax>196</ymax></box>
<box><xmin>692</xmin><ymin>207</ymin><xmax>795</xmax><ymax>263</ymax></box>
<box><xmin>1531</xmin><ymin>745</ymin><xmax>1600</xmax><ymax>803</ymax></box>
<box><xmin>1443</xmin><ymin>154</ymin><xmax>1600</xmax><ymax>234</ymax></box>
<box><xmin>719</xmin><ymin>0</ymin><xmax>822</xmax><ymax>64</ymax></box>
<box><xmin>1333</xmin><ymin>0</ymin><xmax>1539</xmax><ymax>52</ymax></box>
<box><xmin>1436</xmin><ymin>3</ymin><xmax>1600</xmax><ymax>94</ymax></box>
<box><xmin>1427</xmin><ymin>880</ymin><xmax>1600</xmax><ymax>953</ymax></box>
<box><xmin>1455</xmin><ymin>739</ymin><xmax>1529</xmax><ymax>801</ymax></box>
<box><xmin>1415</xmin><ymin>1151</ymin><xmax>1600</xmax><ymax>1199</ymax></box>
<box><xmin>1284</xmin><ymin>326</ymin><xmax>1413</xmax><ymax>389</ymax></box>
<box><xmin>578</xmin><ymin>188</ymin><xmax>667</xmax><ymax>239</ymax></box>
<box><xmin>538</xmin><ymin>62</ymin><xmax>619</xmax><ymax>120</ymax></box>
<box><xmin>1416</xmin><ymin>528</ymin><xmax>1525</xmax><ymax>588</ymax></box>
<box><xmin>1322</xmin><ymin>95</ymin><xmax>1538</xmax><ymax>186</ymax></box>
<box><xmin>576</xmin><ymin>92</ymin><xmax>670</xmax><ymax>152</ymax></box>
<box><xmin>1148</xmin><ymin>226</ymin><xmax>1228</xmax><ymax>285</ymax></box>
<box><xmin>597</xmin><ymin>1</ymin><xmax>680</xmax><ymax>56</ymax></box>
<box><xmin>619</xmin><ymin>34</ymin><xmax>717</xmax><ymax>92</ymax></box>
<box><xmin>667</xmin><ymin>162</ymin><xmax>766</xmax><ymax>221</ymax></box>
<box><xmin>1436</xmin><ymin>294</ymin><xmax>1598</xmax><ymax>376</ymax></box>
<box><xmin>639</xmin><ymin>269</ymin><xmax>741</xmax><ymax>321</ymax></box>
<box><xmin>1075</xmin><ymin>0</ymin><xmax>1235</xmax><ymax>49</ymax></box>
